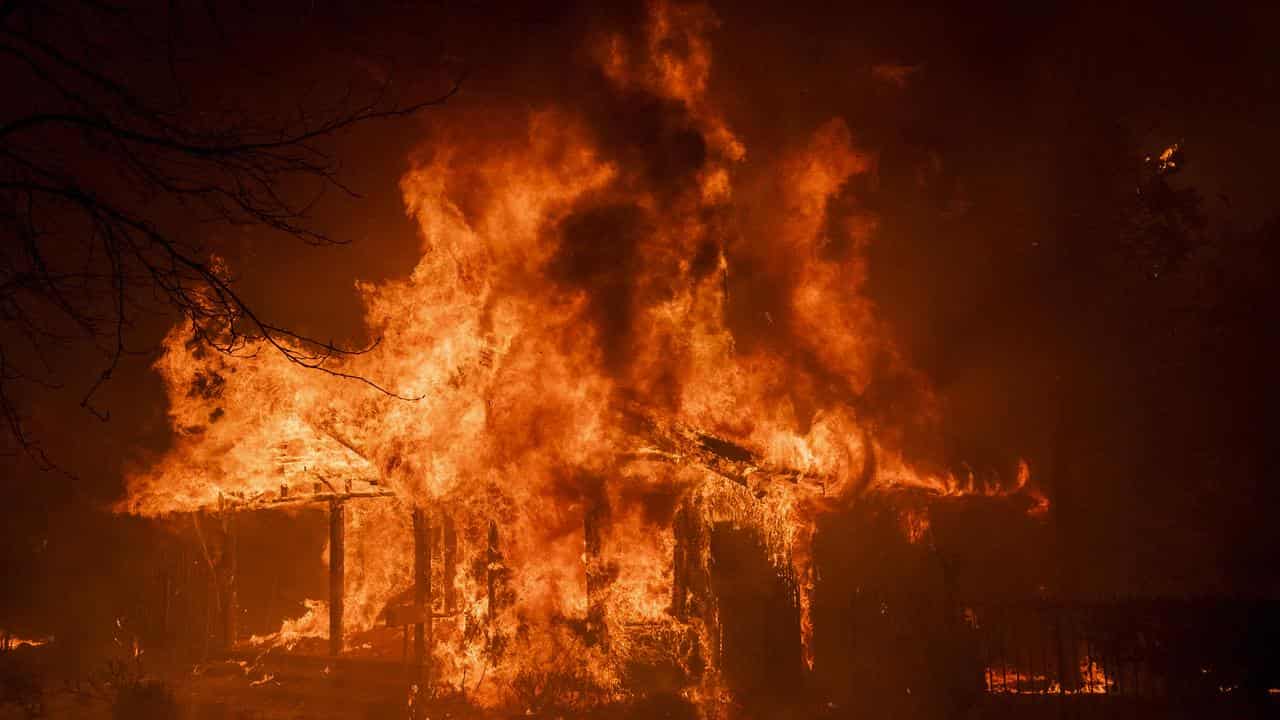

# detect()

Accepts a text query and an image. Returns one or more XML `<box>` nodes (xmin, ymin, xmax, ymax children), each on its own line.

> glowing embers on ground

<box><xmin>983</xmin><ymin>659</ymin><xmax>1280</xmax><ymax>697</ymax></box>
<box><xmin>0</xmin><ymin>632</ymin><xmax>52</xmax><ymax>650</ymax></box>
<box><xmin>985</xmin><ymin>658</ymin><xmax>1115</xmax><ymax>695</ymax></box>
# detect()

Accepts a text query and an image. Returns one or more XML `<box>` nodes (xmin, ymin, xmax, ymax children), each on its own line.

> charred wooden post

<box><xmin>414</xmin><ymin>508</ymin><xmax>424</xmax><ymax>667</ymax></box>
<box><xmin>220</xmin><ymin>512</ymin><xmax>238</xmax><ymax>652</ymax></box>
<box><xmin>182</xmin><ymin>543</ymin><xmax>195</xmax><ymax>660</ymax></box>
<box><xmin>671</xmin><ymin>502</ymin><xmax>696</xmax><ymax>620</ymax></box>
<box><xmin>413</xmin><ymin>507</ymin><xmax>432</xmax><ymax>684</ymax></box>
<box><xmin>160</xmin><ymin>567</ymin><xmax>171</xmax><ymax>654</ymax></box>
<box><xmin>584</xmin><ymin>498</ymin><xmax>608</xmax><ymax>646</ymax></box>
<box><xmin>426</xmin><ymin>528</ymin><xmax>434</xmax><ymax>687</ymax></box>
<box><xmin>201</xmin><ymin>520</ymin><xmax>213</xmax><ymax>660</ymax></box>
<box><xmin>672</xmin><ymin>495</ymin><xmax>715</xmax><ymax>623</ymax></box>
<box><xmin>443</xmin><ymin>514</ymin><xmax>457</xmax><ymax>613</ymax></box>
<box><xmin>669</xmin><ymin>494</ymin><xmax>720</xmax><ymax>682</ymax></box>
<box><xmin>329</xmin><ymin>500</ymin><xmax>346</xmax><ymax>656</ymax></box>
<box><xmin>486</xmin><ymin>520</ymin><xmax>500</xmax><ymax>627</ymax></box>
<box><xmin>1054</xmin><ymin>609</ymin><xmax>1078</xmax><ymax>693</ymax></box>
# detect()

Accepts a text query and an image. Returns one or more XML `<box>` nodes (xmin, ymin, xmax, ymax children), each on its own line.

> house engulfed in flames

<box><xmin>117</xmin><ymin>0</ymin><xmax>1048</xmax><ymax>712</ymax></box>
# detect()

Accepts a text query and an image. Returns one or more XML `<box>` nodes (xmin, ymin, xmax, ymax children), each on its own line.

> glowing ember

<box><xmin>900</xmin><ymin>507</ymin><xmax>931</xmax><ymax>545</ymax></box>
<box><xmin>985</xmin><ymin>658</ymin><xmax>1115</xmax><ymax>696</ymax></box>
<box><xmin>1</xmin><ymin>632</ymin><xmax>52</xmax><ymax>650</ymax></box>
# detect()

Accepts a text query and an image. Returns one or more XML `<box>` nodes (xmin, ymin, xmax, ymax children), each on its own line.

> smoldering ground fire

<box><xmin>5</xmin><ymin>1</ymin><xmax>1280</xmax><ymax>718</ymax></box>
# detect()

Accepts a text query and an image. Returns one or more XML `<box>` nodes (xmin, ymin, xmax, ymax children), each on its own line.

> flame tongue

<box><xmin>120</xmin><ymin>0</ymin><xmax>1045</xmax><ymax>707</ymax></box>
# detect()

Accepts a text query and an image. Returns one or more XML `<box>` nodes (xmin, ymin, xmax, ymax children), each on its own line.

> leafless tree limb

<box><xmin>0</xmin><ymin>0</ymin><xmax>454</xmax><ymax>465</ymax></box>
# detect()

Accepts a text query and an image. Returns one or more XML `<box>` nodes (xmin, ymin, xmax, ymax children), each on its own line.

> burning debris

<box><xmin>0</xmin><ymin>633</ymin><xmax>52</xmax><ymax>652</ymax></box>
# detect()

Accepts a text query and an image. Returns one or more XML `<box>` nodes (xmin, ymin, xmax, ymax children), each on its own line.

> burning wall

<box><xmin>119</xmin><ymin>0</ymin><xmax>1045</xmax><ymax>709</ymax></box>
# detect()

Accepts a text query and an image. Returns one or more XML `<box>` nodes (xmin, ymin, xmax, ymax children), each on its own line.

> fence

<box><xmin>969</xmin><ymin>598</ymin><xmax>1280</xmax><ymax>701</ymax></box>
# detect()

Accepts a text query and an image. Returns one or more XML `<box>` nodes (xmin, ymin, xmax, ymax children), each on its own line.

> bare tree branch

<box><xmin>0</xmin><ymin>0</ymin><xmax>453</xmax><ymax>464</ymax></box>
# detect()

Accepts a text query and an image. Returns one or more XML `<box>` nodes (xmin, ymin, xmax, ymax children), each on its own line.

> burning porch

<box><xmin>127</xmin><ymin>395</ymin><xmax>1059</xmax><ymax>717</ymax></box>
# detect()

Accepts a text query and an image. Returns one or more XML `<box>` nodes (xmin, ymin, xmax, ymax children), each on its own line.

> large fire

<box><xmin>118</xmin><ymin>0</ymin><xmax>1045</xmax><ymax>710</ymax></box>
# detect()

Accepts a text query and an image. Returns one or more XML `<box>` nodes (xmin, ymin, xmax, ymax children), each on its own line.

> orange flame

<box><xmin>119</xmin><ymin>0</ymin><xmax>1048</xmax><ymax>708</ymax></box>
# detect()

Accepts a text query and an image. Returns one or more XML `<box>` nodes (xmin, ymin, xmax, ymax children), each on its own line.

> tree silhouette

<box><xmin>0</xmin><ymin>1</ymin><xmax>457</xmax><ymax>466</ymax></box>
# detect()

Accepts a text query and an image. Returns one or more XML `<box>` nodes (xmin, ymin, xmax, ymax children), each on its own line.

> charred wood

<box><xmin>443</xmin><ymin>514</ymin><xmax>458</xmax><ymax>613</ymax></box>
<box><xmin>221</xmin><ymin>512</ymin><xmax>238</xmax><ymax>652</ymax></box>
<box><xmin>413</xmin><ymin>507</ymin><xmax>433</xmax><ymax>686</ymax></box>
<box><xmin>584</xmin><ymin>496</ymin><xmax>610</xmax><ymax>647</ymax></box>
<box><xmin>329</xmin><ymin>500</ymin><xmax>346</xmax><ymax>657</ymax></box>
<box><xmin>618</xmin><ymin>406</ymin><xmax>830</xmax><ymax>494</ymax></box>
<box><xmin>486</xmin><ymin>519</ymin><xmax>502</xmax><ymax>628</ymax></box>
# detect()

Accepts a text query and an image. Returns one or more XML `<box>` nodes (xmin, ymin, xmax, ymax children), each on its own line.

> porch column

<box><xmin>329</xmin><ymin>500</ymin><xmax>345</xmax><ymax>656</ymax></box>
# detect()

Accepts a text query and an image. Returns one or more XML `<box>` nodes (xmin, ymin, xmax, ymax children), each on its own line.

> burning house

<box><xmin>6</xmin><ymin>1</ymin><xmax>1280</xmax><ymax>719</ymax></box>
<box><xmin>113</xmin><ymin>6</ymin><xmax>1053</xmax><ymax>710</ymax></box>
<box><xmin>121</xmin><ymin>402</ymin><xmax>1049</xmax><ymax>715</ymax></box>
